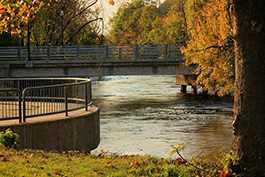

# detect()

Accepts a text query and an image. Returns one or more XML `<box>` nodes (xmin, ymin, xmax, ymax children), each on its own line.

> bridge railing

<box><xmin>0</xmin><ymin>44</ymin><xmax>184</xmax><ymax>61</ymax></box>
<box><xmin>0</xmin><ymin>78</ymin><xmax>92</xmax><ymax>123</ymax></box>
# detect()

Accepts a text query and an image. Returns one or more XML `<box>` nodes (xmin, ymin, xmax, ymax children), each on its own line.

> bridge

<box><xmin>0</xmin><ymin>44</ymin><xmax>195</xmax><ymax>78</ymax></box>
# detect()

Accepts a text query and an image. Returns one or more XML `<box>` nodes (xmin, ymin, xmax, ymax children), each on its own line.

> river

<box><xmin>91</xmin><ymin>75</ymin><xmax>233</xmax><ymax>159</ymax></box>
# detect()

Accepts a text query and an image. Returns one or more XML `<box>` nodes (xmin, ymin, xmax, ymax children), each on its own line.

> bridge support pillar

<box><xmin>181</xmin><ymin>85</ymin><xmax>187</xmax><ymax>93</ymax></box>
<box><xmin>192</xmin><ymin>85</ymin><xmax>197</xmax><ymax>95</ymax></box>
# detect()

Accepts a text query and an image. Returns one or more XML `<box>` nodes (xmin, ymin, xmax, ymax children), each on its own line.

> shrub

<box><xmin>0</xmin><ymin>128</ymin><xmax>19</xmax><ymax>148</ymax></box>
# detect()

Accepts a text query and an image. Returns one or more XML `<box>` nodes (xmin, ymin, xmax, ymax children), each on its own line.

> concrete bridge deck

<box><xmin>0</xmin><ymin>60</ymin><xmax>195</xmax><ymax>77</ymax></box>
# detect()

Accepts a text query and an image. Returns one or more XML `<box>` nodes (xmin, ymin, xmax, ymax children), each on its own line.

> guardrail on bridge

<box><xmin>0</xmin><ymin>44</ymin><xmax>184</xmax><ymax>61</ymax></box>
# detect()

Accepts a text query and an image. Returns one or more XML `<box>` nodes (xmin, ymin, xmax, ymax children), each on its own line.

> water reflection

<box><xmin>91</xmin><ymin>75</ymin><xmax>233</xmax><ymax>159</ymax></box>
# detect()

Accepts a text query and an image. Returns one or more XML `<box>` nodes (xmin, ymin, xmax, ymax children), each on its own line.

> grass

<box><xmin>0</xmin><ymin>145</ymin><xmax>230</xmax><ymax>177</ymax></box>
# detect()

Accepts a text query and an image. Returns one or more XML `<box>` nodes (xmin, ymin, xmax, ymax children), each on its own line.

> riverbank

<box><xmin>0</xmin><ymin>145</ymin><xmax>232</xmax><ymax>176</ymax></box>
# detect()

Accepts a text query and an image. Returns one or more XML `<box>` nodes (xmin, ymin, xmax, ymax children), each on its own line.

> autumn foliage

<box><xmin>181</xmin><ymin>0</ymin><xmax>234</xmax><ymax>96</ymax></box>
<box><xmin>0</xmin><ymin>0</ymin><xmax>58</xmax><ymax>34</ymax></box>
<box><xmin>109</xmin><ymin>0</ymin><xmax>186</xmax><ymax>44</ymax></box>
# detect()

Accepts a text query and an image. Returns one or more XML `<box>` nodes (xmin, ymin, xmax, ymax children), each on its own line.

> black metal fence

<box><xmin>0</xmin><ymin>78</ymin><xmax>92</xmax><ymax>123</ymax></box>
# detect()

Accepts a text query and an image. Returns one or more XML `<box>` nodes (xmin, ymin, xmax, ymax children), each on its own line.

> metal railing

<box><xmin>0</xmin><ymin>88</ymin><xmax>22</xmax><ymax>122</ymax></box>
<box><xmin>0</xmin><ymin>44</ymin><xmax>184</xmax><ymax>61</ymax></box>
<box><xmin>0</xmin><ymin>78</ymin><xmax>92</xmax><ymax>123</ymax></box>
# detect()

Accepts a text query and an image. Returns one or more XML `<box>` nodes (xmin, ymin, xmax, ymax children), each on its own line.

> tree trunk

<box><xmin>232</xmin><ymin>0</ymin><xmax>265</xmax><ymax>175</ymax></box>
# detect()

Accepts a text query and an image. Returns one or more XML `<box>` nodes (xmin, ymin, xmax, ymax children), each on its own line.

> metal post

<box><xmin>135</xmin><ymin>44</ymin><xmax>139</xmax><ymax>61</ymax></box>
<box><xmin>76</xmin><ymin>46</ymin><xmax>79</xmax><ymax>60</ymax></box>
<box><xmin>60</xmin><ymin>10</ymin><xmax>64</xmax><ymax>46</ymax></box>
<box><xmin>64</xmin><ymin>87</ymin><xmax>68</xmax><ymax>116</ymax></box>
<box><xmin>17</xmin><ymin>47</ymin><xmax>21</xmax><ymax>60</ymax></box>
<box><xmin>22</xmin><ymin>92</ymin><xmax>26</xmax><ymax>122</ymax></box>
<box><xmin>119</xmin><ymin>48</ymin><xmax>121</xmax><ymax>60</ymax></box>
<box><xmin>165</xmin><ymin>44</ymin><xmax>168</xmax><ymax>59</ymax></box>
<box><xmin>85</xmin><ymin>83</ymin><xmax>88</xmax><ymax>111</ymax></box>
<box><xmin>18</xmin><ymin>90</ymin><xmax>22</xmax><ymax>123</ymax></box>
<box><xmin>47</xmin><ymin>47</ymin><xmax>50</xmax><ymax>60</ymax></box>
<box><xmin>106</xmin><ymin>45</ymin><xmax>109</xmax><ymax>59</ymax></box>
<box><xmin>89</xmin><ymin>81</ymin><xmax>92</xmax><ymax>103</ymax></box>
<box><xmin>27</xmin><ymin>21</ymin><xmax>31</xmax><ymax>61</ymax></box>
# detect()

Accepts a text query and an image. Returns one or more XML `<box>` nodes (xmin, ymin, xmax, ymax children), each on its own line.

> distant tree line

<box><xmin>108</xmin><ymin>0</ymin><xmax>187</xmax><ymax>44</ymax></box>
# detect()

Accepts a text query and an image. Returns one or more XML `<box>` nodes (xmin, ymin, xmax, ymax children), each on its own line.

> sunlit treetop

<box><xmin>181</xmin><ymin>0</ymin><xmax>234</xmax><ymax>96</ymax></box>
<box><xmin>0</xmin><ymin>0</ymin><xmax>59</xmax><ymax>34</ymax></box>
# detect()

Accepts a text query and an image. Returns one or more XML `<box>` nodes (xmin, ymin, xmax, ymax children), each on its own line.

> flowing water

<box><xmin>91</xmin><ymin>75</ymin><xmax>233</xmax><ymax>159</ymax></box>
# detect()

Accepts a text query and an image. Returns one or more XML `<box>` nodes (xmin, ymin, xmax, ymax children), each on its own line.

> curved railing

<box><xmin>0</xmin><ymin>78</ymin><xmax>92</xmax><ymax>123</ymax></box>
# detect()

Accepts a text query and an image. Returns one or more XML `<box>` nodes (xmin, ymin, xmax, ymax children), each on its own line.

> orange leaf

<box><xmin>0</xmin><ymin>9</ymin><xmax>6</xmax><ymax>14</ymax></box>
<box><xmin>109</xmin><ymin>0</ymin><xmax>115</xmax><ymax>5</ymax></box>
<box><xmin>219</xmin><ymin>171</ymin><xmax>227</xmax><ymax>177</ymax></box>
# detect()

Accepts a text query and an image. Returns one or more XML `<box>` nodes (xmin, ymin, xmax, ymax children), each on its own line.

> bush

<box><xmin>0</xmin><ymin>128</ymin><xmax>19</xmax><ymax>148</ymax></box>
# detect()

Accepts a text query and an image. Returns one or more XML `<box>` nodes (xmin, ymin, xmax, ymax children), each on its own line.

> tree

<box><xmin>0</xmin><ymin>0</ymin><xmax>106</xmax><ymax>46</ymax></box>
<box><xmin>182</xmin><ymin>0</ymin><xmax>234</xmax><ymax>96</ymax></box>
<box><xmin>0</xmin><ymin>32</ymin><xmax>20</xmax><ymax>46</ymax></box>
<box><xmin>109</xmin><ymin>0</ymin><xmax>186</xmax><ymax>45</ymax></box>
<box><xmin>0</xmin><ymin>0</ymin><xmax>55</xmax><ymax>34</ymax></box>
<box><xmin>29</xmin><ymin>0</ymin><xmax>103</xmax><ymax>46</ymax></box>
<box><xmin>232</xmin><ymin>0</ymin><xmax>265</xmax><ymax>175</ymax></box>
<box><xmin>137</xmin><ymin>5</ymin><xmax>160</xmax><ymax>44</ymax></box>
<box><xmin>110</xmin><ymin>0</ymin><xmax>144</xmax><ymax>44</ymax></box>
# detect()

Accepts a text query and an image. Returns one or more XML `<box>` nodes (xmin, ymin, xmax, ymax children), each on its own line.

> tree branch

<box><xmin>66</xmin><ymin>18</ymin><xmax>104</xmax><ymax>45</ymax></box>
<box><xmin>56</xmin><ymin>0</ymin><xmax>99</xmax><ymax>45</ymax></box>
<box><xmin>192</xmin><ymin>43</ymin><xmax>234</xmax><ymax>53</ymax></box>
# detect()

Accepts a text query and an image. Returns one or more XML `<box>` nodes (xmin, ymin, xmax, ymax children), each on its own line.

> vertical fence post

<box><xmin>119</xmin><ymin>48</ymin><xmax>121</xmax><ymax>60</ymax></box>
<box><xmin>89</xmin><ymin>81</ymin><xmax>92</xmax><ymax>104</ymax></box>
<box><xmin>64</xmin><ymin>87</ymin><xmax>68</xmax><ymax>116</ymax></box>
<box><xmin>76</xmin><ymin>46</ymin><xmax>79</xmax><ymax>60</ymax></box>
<box><xmin>165</xmin><ymin>44</ymin><xmax>168</xmax><ymax>59</ymax></box>
<box><xmin>22</xmin><ymin>92</ymin><xmax>26</xmax><ymax>123</ymax></box>
<box><xmin>135</xmin><ymin>44</ymin><xmax>139</xmax><ymax>61</ymax></box>
<box><xmin>106</xmin><ymin>45</ymin><xmax>109</xmax><ymax>59</ymax></box>
<box><xmin>85</xmin><ymin>83</ymin><xmax>88</xmax><ymax>111</ymax></box>
<box><xmin>47</xmin><ymin>47</ymin><xmax>50</xmax><ymax>60</ymax></box>
<box><xmin>18</xmin><ymin>90</ymin><xmax>22</xmax><ymax>123</ymax></box>
<box><xmin>17</xmin><ymin>47</ymin><xmax>21</xmax><ymax>60</ymax></box>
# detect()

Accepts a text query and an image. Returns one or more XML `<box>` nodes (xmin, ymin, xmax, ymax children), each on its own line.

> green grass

<box><xmin>0</xmin><ymin>146</ymin><xmax>226</xmax><ymax>177</ymax></box>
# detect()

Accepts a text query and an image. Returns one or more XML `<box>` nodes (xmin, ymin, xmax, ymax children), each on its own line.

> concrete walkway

<box><xmin>0</xmin><ymin>105</ymin><xmax>98</xmax><ymax>127</ymax></box>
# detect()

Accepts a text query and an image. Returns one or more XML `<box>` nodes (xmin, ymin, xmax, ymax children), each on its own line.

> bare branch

<box><xmin>192</xmin><ymin>43</ymin><xmax>234</xmax><ymax>53</ymax></box>
<box><xmin>56</xmin><ymin>0</ymin><xmax>99</xmax><ymax>45</ymax></box>
<box><xmin>66</xmin><ymin>18</ymin><xmax>104</xmax><ymax>45</ymax></box>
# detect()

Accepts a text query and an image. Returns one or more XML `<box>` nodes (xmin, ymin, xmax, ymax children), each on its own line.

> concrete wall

<box><xmin>0</xmin><ymin>108</ymin><xmax>100</xmax><ymax>153</ymax></box>
<box><xmin>0</xmin><ymin>60</ymin><xmax>196</xmax><ymax>77</ymax></box>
